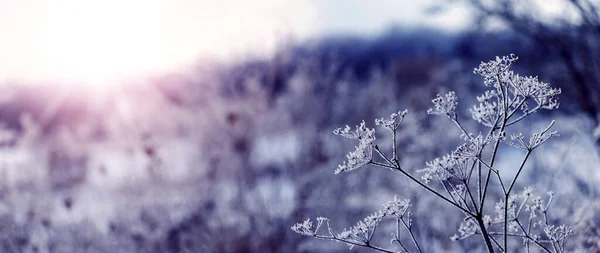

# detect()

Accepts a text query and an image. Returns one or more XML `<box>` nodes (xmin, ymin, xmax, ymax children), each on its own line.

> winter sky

<box><xmin>0</xmin><ymin>0</ymin><xmax>572</xmax><ymax>86</ymax></box>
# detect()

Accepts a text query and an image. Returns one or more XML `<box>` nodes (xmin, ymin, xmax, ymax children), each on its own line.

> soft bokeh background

<box><xmin>0</xmin><ymin>0</ymin><xmax>599</xmax><ymax>252</ymax></box>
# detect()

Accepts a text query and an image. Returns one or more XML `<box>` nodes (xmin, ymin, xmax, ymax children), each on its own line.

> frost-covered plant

<box><xmin>292</xmin><ymin>55</ymin><xmax>572</xmax><ymax>252</ymax></box>
<box><xmin>333</xmin><ymin>120</ymin><xmax>377</xmax><ymax>174</ymax></box>
<box><xmin>292</xmin><ymin>197</ymin><xmax>420</xmax><ymax>253</ymax></box>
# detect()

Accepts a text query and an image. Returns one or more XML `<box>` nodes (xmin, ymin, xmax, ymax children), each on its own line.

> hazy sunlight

<box><xmin>0</xmin><ymin>0</ymin><xmax>315</xmax><ymax>87</ymax></box>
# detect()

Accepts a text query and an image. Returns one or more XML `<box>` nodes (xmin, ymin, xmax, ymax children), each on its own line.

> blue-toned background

<box><xmin>0</xmin><ymin>0</ymin><xmax>598</xmax><ymax>252</ymax></box>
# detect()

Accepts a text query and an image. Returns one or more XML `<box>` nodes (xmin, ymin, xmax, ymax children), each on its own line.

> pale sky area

<box><xmin>0</xmin><ymin>0</ymin><xmax>573</xmax><ymax>86</ymax></box>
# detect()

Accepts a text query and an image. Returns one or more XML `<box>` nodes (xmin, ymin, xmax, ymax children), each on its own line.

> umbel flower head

<box><xmin>291</xmin><ymin>219</ymin><xmax>315</xmax><ymax>236</ymax></box>
<box><xmin>375</xmin><ymin>109</ymin><xmax>408</xmax><ymax>132</ymax></box>
<box><xmin>291</xmin><ymin>196</ymin><xmax>413</xmax><ymax>250</ymax></box>
<box><xmin>427</xmin><ymin>91</ymin><xmax>458</xmax><ymax>116</ymax></box>
<box><xmin>293</xmin><ymin>55</ymin><xmax>572</xmax><ymax>253</ymax></box>
<box><xmin>333</xmin><ymin>120</ymin><xmax>376</xmax><ymax>174</ymax></box>
<box><xmin>470</xmin><ymin>53</ymin><xmax>561</xmax><ymax>126</ymax></box>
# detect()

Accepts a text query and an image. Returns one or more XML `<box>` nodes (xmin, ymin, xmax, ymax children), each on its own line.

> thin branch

<box><xmin>479</xmin><ymin>94</ymin><xmax>505</xmax><ymax>214</ymax></box>
<box><xmin>507</xmin><ymin>150</ymin><xmax>532</xmax><ymax>195</ymax></box>
<box><xmin>471</xmin><ymin>156</ymin><xmax>507</xmax><ymax>194</ymax></box>
<box><xmin>370</xmin><ymin>161</ymin><xmax>397</xmax><ymax>170</ymax></box>
<box><xmin>449</xmin><ymin>114</ymin><xmax>470</xmax><ymax>137</ymax></box>
<box><xmin>516</xmin><ymin>221</ymin><xmax>553</xmax><ymax>253</ymax></box>
<box><xmin>506</xmin><ymin>104</ymin><xmax>542</xmax><ymax>126</ymax></box>
<box><xmin>374</xmin><ymin>145</ymin><xmax>395</xmax><ymax>167</ymax></box>
<box><xmin>401</xmin><ymin>216</ymin><xmax>423</xmax><ymax>253</ymax></box>
<box><xmin>504</xmin><ymin>150</ymin><xmax>533</xmax><ymax>253</ymax></box>
<box><xmin>476</xmin><ymin>216</ymin><xmax>497</xmax><ymax>253</ymax></box>
<box><xmin>312</xmin><ymin>235</ymin><xmax>397</xmax><ymax>253</ymax></box>
<box><xmin>392</xmin><ymin>128</ymin><xmax>398</xmax><ymax>165</ymax></box>
<box><xmin>371</xmin><ymin>161</ymin><xmax>476</xmax><ymax>216</ymax></box>
<box><xmin>441</xmin><ymin>180</ymin><xmax>461</xmax><ymax>207</ymax></box>
<box><xmin>487</xmin><ymin>233</ymin><xmax>504</xmax><ymax>252</ymax></box>
<box><xmin>393</xmin><ymin>218</ymin><xmax>411</xmax><ymax>253</ymax></box>
<box><xmin>488</xmin><ymin>232</ymin><xmax>552</xmax><ymax>253</ymax></box>
<box><xmin>464</xmin><ymin>179</ymin><xmax>480</xmax><ymax>211</ymax></box>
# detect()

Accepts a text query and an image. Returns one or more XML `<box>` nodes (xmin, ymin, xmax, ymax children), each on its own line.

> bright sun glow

<box><xmin>42</xmin><ymin>0</ymin><xmax>182</xmax><ymax>87</ymax></box>
<box><xmin>0</xmin><ymin>0</ymin><xmax>196</xmax><ymax>87</ymax></box>
<box><xmin>0</xmin><ymin>0</ymin><xmax>316</xmax><ymax>87</ymax></box>
<box><xmin>2</xmin><ymin>0</ymin><xmax>520</xmax><ymax>88</ymax></box>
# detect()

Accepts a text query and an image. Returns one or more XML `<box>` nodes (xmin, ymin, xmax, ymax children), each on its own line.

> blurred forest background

<box><xmin>0</xmin><ymin>0</ymin><xmax>600</xmax><ymax>252</ymax></box>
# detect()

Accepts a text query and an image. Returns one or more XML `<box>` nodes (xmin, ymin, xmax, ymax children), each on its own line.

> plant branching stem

<box><xmin>313</xmin><ymin>235</ymin><xmax>397</xmax><ymax>253</ymax></box>
<box><xmin>369</xmin><ymin>161</ymin><xmax>476</xmax><ymax>216</ymax></box>
<box><xmin>400</xmin><ymin>217</ymin><xmax>423</xmax><ymax>253</ymax></box>
<box><xmin>476</xmin><ymin>216</ymin><xmax>497</xmax><ymax>253</ymax></box>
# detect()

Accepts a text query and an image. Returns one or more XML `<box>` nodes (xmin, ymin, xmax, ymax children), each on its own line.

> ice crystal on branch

<box><xmin>381</xmin><ymin>196</ymin><xmax>411</xmax><ymax>219</ymax></box>
<box><xmin>494</xmin><ymin>196</ymin><xmax>518</xmax><ymax>223</ymax></box>
<box><xmin>336</xmin><ymin>197</ymin><xmax>411</xmax><ymax>247</ymax></box>
<box><xmin>375</xmin><ymin>109</ymin><xmax>408</xmax><ymax>132</ymax></box>
<box><xmin>505</xmin><ymin>121</ymin><xmax>558</xmax><ymax>150</ymax></box>
<box><xmin>337</xmin><ymin>212</ymin><xmax>385</xmax><ymax>246</ymax></box>
<box><xmin>291</xmin><ymin>219</ymin><xmax>316</xmax><ymax>236</ymax></box>
<box><xmin>528</xmin><ymin>120</ymin><xmax>558</xmax><ymax>149</ymax></box>
<box><xmin>462</xmin><ymin>133</ymin><xmax>492</xmax><ymax>153</ymax></box>
<box><xmin>476</xmin><ymin>90</ymin><xmax>500</xmax><ymax>103</ymax></box>
<box><xmin>472</xmin><ymin>54</ymin><xmax>561</xmax><ymax>123</ymax></box>
<box><xmin>470</xmin><ymin>100</ymin><xmax>499</xmax><ymax>127</ymax></box>
<box><xmin>473</xmin><ymin>54</ymin><xmax>519</xmax><ymax>88</ymax></box>
<box><xmin>291</xmin><ymin>217</ymin><xmax>330</xmax><ymax>237</ymax></box>
<box><xmin>419</xmin><ymin>153</ymin><xmax>455</xmax><ymax>183</ymax></box>
<box><xmin>418</xmin><ymin>144</ymin><xmax>471</xmax><ymax>183</ymax></box>
<box><xmin>452</xmin><ymin>218</ymin><xmax>479</xmax><ymax>240</ymax></box>
<box><xmin>427</xmin><ymin>91</ymin><xmax>458</xmax><ymax>116</ymax></box>
<box><xmin>292</xmin><ymin>196</ymin><xmax>416</xmax><ymax>251</ymax></box>
<box><xmin>482</xmin><ymin>215</ymin><xmax>493</xmax><ymax>229</ymax></box>
<box><xmin>333</xmin><ymin>121</ymin><xmax>376</xmax><ymax>174</ymax></box>
<box><xmin>543</xmin><ymin>225</ymin><xmax>573</xmax><ymax>244</ymax></box>
<box><xmin>511</xmin><ymin>75</ymin><xmax>561</xmax><ymax>110</ymax></box>
<box><xmin>294</xmin><ymin>55</ymin><xmax>571</xmax><ymax>253</ymax></box>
